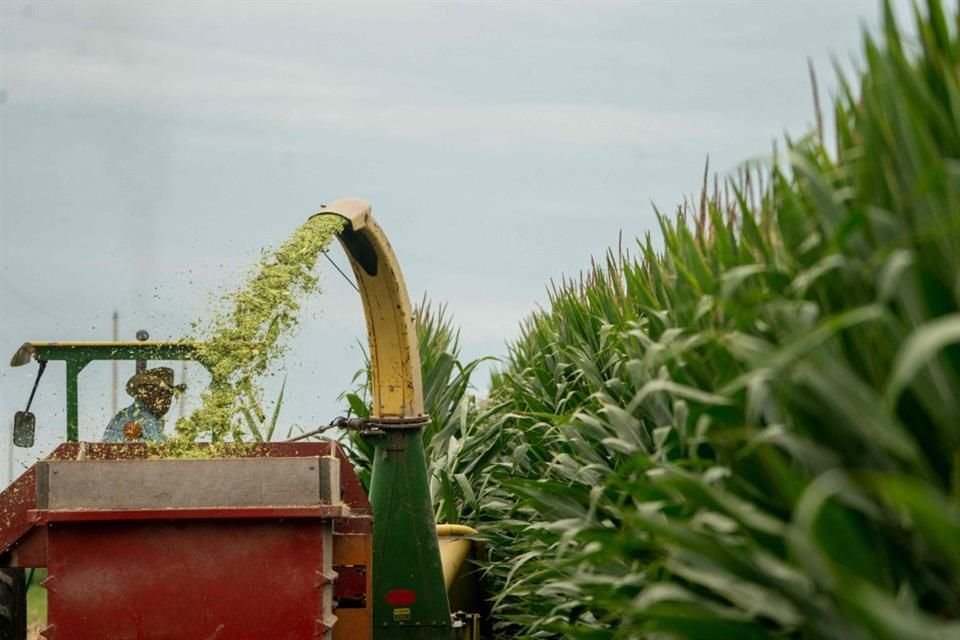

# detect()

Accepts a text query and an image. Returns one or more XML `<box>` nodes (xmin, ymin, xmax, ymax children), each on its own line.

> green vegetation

<box><xmin>26</xmin><ymin>570</ymin><xmax>46</xmax><ymax>638</ymax></box>
<box><xmin>348</xmin><ymin>2</ymin><xmax>960</xmax><ymax>638</ymax></box>
<box><xmin>160</xmin><ymin>214</ymin><xmax>344</xmax><ymax>455</ymax></box>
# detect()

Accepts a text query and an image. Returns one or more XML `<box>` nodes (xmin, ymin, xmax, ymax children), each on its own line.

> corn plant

<box><xmin>237</xmin><ymin>375</ymin><xmax>287</xmax><ymax>442</ymax></box>
<box><xmin>430</xmin><ymin>2</ymin><xmax>960</xmax><ymax>638</ymax></box>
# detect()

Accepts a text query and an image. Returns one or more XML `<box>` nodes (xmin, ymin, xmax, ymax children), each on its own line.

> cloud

<box><xmin>2</xmin><ymin>9</ymin><xmax>728</xmax><ymax>149</ymax></box>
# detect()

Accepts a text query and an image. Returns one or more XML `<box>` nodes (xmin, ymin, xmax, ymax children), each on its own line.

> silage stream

<box><xmin>153</xmin><ymin>214</ymin><xmax>345</xmax><ymax>457</ymax></box>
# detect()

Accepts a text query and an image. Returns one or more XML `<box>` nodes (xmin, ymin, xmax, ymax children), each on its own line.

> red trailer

<box><xmin>0</xmin><ymin>443</ymin><xmax>374</xmax><ymax>640</ymax></box>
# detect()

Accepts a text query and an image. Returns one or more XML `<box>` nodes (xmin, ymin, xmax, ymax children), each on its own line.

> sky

<box><xmin>0</xmin><ymin>0</ymin><xmax>903</xmax><ymax>482</ymax></box>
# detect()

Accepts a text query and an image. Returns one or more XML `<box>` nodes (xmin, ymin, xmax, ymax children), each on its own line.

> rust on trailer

<box><xmin>0</xmin><ymin>467</ymin><xmax>40</xmax><ymax>559</ymax></box>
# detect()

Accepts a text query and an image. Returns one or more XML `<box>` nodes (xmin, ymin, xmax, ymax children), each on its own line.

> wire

<box><xmin>322</xmin><ymin>251</ymin><xmax>360</xmax><ymax>293</ymax></box>
<box><xmin>286</xmin><ymin>423</ymin><xmax>337</xmax><ymax>442</ymax></box>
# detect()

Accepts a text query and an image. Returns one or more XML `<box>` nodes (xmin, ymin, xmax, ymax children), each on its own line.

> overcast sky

<box><xmin>1</xmin><ymin>0</ymin><xmax>902</xmax><ymax>480</ymax></box>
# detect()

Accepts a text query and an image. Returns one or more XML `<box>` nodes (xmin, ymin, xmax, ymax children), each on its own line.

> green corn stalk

<box><xmin>238</xmin><ymin>375</ymin><xmax>287</xmax><ymax>443</ymax></box>
<box><xmin>398</xmin><ymin>2</ymin><xmax>960</xmax><ymax>638</ymax></box>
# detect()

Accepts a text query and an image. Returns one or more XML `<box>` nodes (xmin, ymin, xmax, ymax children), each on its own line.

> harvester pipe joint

<box><xmin>367</xmin><ymin>415</ymin><xmax>431</xmax><ymax>430</ymax></box>
<box><xmin>331</xmin><ymin>416</ymin><xmax>371</xmax><ymax>431</ymax></box>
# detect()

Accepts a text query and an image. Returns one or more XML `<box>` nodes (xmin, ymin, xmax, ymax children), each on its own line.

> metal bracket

<box><xmin>342</xmin><ymin>414</ymin><xmax>432</xmax><ymax>439</ymax></box>
<box><xmin>333</xmin><ymin>564</ymin><xmax>367</xmax><ymax>609</ymax></box>
<box><xmin>366</xmin><ymin>415</ymin><xmax>431</xmax><ymax>430</ymax></box>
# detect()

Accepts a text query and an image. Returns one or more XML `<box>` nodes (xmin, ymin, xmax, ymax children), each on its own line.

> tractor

<box><xmin>0</xmin><ymin>199</ymin><xmax>483</xmax><ymax>640</ymax></box>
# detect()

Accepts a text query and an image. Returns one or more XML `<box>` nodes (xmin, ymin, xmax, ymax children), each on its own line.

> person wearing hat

<box><xmin>102</xmin><ymin>367</ymin><xmax>182</xmax><ymax>442</ymax></box>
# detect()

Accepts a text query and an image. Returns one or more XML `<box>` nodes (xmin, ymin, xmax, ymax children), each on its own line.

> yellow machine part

<box><xmin>437</xmin><ymin>524</ymin><xmax>483</xmax><ymax>639</ymax></box>
<box><xmin>311</xmin><ymin>198</ymin><xmax>425</xmax><ymax>422</ymax></box>
<box><xmin>315</xmin><ymin>200</ymin><xmax>485</xmax><ymax>637</ymax></box>
<box><xmin>437</xmin><ymin>524</ymin><xmax>477</xmax><ymax>591</ymax></box>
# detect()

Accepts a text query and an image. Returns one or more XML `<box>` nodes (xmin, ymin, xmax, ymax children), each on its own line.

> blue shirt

<box><xmin>102</xmin><ymin>399</ymin><xmax>167</xmax><ymax>443</ymax></box>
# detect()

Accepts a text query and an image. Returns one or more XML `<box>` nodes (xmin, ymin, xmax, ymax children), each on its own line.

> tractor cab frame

<box><xmin>10</xmin><ymin>340</ymin><xmax>209</xmax><ymax>446</ymax></box>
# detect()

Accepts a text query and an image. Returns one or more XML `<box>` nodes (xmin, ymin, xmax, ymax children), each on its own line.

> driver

<box><xmin>102</xmin><ymin>367</ymin><xmax>181</xmax><ymax>442</ymax></box>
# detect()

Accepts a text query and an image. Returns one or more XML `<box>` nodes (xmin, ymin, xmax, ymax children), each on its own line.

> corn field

<box><xmin>345</xmin><ymin>2</ymin><xmax>960</xmax><ymax>638</ymax></box>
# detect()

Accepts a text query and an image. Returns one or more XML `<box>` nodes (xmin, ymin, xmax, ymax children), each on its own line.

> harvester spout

<box><xmin>311</xmin><ymin>198</ymin><xmax>425</xmax><ymax>422</ymax></box>
<box><xmin>312</xmin><ymin>199</ymin><xmax>453</xmax><ymax>640</ymax></box>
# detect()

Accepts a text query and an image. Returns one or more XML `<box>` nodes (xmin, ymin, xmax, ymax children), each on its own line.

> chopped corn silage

<box><xmin>155</xmin><ymin>214</ymin><xmax>345</xmax><ymax>457</ymax></box>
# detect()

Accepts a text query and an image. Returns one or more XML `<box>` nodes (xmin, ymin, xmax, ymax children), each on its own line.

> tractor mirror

<box><xmin>13</xmin><ymin>411</ymin><xmax>35</xmax><ymax>448</ymax></box>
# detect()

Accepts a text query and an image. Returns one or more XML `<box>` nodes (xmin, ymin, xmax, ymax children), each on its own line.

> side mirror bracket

<box><xmin>13</xmin><ymin>358</ymin><xmax>46</xmax><ymax>448</ymax></box>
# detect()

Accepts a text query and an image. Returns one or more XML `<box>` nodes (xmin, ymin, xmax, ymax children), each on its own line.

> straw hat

<box><xmin>126</xmin><ymin>367</ymin><xmax>178</xmax><ymax>397</ymax></box>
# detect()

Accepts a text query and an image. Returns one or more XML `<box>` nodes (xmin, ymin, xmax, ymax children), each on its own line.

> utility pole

<box><xmin>111</xmin><ymin>310</ymin><xmax>119</xmax><ymax>415</ymax></box>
